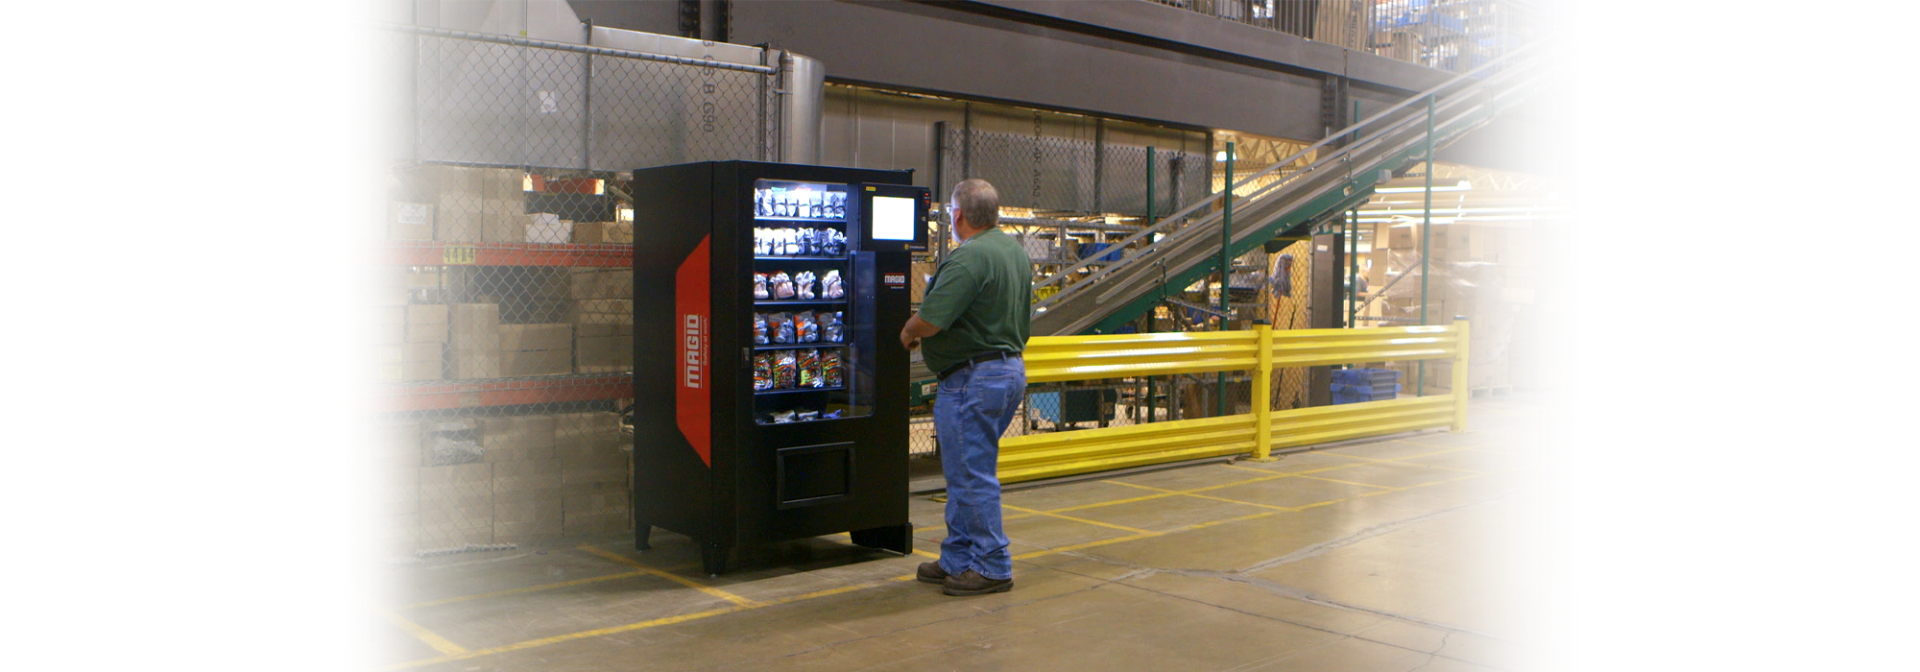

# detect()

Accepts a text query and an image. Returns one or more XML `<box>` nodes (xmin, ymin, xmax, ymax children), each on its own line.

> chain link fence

<box><xmin>374</xmin><ymin>25</ymin><xmax>779</xmax><ymax>558</ymax></box>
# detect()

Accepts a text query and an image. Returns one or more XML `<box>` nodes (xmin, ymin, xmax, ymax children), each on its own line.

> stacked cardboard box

<box><xmin>482</xmin><ymin>169</ymin><xmax>529</xmax><ymax>243</ymax></box>
<box><xmin>450</xmin><ymin>304</ymin><xmax>501</xmax><ymax>379</ymax></box>
<box><xmin>485</xmin><ymin>415</ymin><xmax>562</xmax><ymax>543</ymax></box>
<box><xmin>374</xmin><ymin>420</ymin><xmax>424</xmax><ymax>556</ymax></box>
<box><xmin>426</xmin><ymin>166</ymin><xmax>482</xmax><ymax>242</ymax></box>
<box><xmin>419</xmin><ymin>461</ymin><xmax>493</xmax><ymax>549</ymax></box>
<box><xmin>499</xmin><ymin>323</ymin><xmax>573</xmax><ymax>377</ymax></box>
<box><xmin>347</xmin><ymin>158</ymin><xmax>399</xmax><ymax>240</ymax></box>
<box><xmin>571</xmin><ymin>221</ymin><xmax>634</xmax><ymax>244</ymax></box>
<box><xmin>570</xmin><ymin>269</ymin><xmax>633</xmax><ymax>372</ymax></box>
<box><xmin>555</xmin><ymin>412</ymin><xmax>628</xmax><ymax>536</ymax></box>
<box><xmin>402</xmin><ymin>305</ymin><xmax>449</xmax><ymax>381</ymax></box>
<box><xmin>1373</xmin><ymin>219</ymin><xmax>1527</xmax><ymax>393</ymax></box>
<box><xmin>389</xmin><ymin>202</ymin><xmax>434</xmax><ymax>241</ymax></box>
<box><xmin>911</xmin><ymin>261</ymin><xmax>936</xmax><ymax>304</ymax></box>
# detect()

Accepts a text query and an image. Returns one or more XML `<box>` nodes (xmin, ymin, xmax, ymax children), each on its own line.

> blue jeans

<box><xmin>934</xmin><ymin>356</ymin><xmax>1025</xmax><ymax>581</ymax></box>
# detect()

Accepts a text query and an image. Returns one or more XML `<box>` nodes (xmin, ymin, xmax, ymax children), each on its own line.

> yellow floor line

<box><xmin>911</xmin><ymin>548</ymin><xmax>942</xmax><ymax>560</ymax></box>
<box><xmin>1291</xmin><ymin>473</ymin><xmax>1402</xmax><ymax>490</ymax></box>
<box><xmin>1101</xmin><ymin>480</ymin><xmax>1299</xmax><ymax>512</ymax></box>
<box><xmin>1045</xmin><ymin>490</ymin><xmax>1182</xmax><ymax>514</ymax></box>
<box><xmin>384</xmin><ymin>604</ymin><xmax>750</xmax><ymax>670</ymax></box>
<box><xmin>401</xmin><ymin>570</ymin><xmax>653</xmax><ymax>610</ymax></box>
<box><xmin>1002</xmin><ymin>503</ymin><xmax>1152</xmax><ymax>534</ymax></box>
<box><xmin>1394</xmin><ymin>440</ymin><xmax>1484</xmax><ymax>452</ymax></box>
<box><xmin>577</xmin><ymin>546</ymin><xmax>762</xmax><ymax>608</ymax></box>
<box><xmin>381</xmin><ymin>449</ymin><xmax>1473</xmax><ymax>669</ymax></box>
<box><xmin>1320</xmin><ymin>451</ymin><xmax>1485</xmax><ymax>474</ymax></box>
<box><xmin>378</xmin><ymin>608</ymin><xmax>468</xmax><ymax>656</ymax></box>
<box><xmin>1459</xmin><ymin>445</ymin><xmax>1551</xmax><ymax>462</ymax></box>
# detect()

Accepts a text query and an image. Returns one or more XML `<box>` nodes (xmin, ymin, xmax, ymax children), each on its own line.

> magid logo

<box><xmin>682</xmin><ymin>314</ymin><xmax>706</xmax><ymax>388</ymax></box>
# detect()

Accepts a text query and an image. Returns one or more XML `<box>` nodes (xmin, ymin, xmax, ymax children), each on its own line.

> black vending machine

<box><xmin>629</xmin><ymin>161</ymin><xmax>930</xmax><ymax>575</ymax></box>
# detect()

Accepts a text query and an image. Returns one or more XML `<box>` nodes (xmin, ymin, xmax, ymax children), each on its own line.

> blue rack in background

<box><xmin>1331</xmin><ymin>368</ymin><xmax>1403</xmax><ymax>404</ymax></box>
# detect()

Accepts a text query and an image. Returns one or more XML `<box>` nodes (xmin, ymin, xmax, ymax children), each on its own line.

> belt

<box><xmin>936</xmin><ymin>351</ymin><xmax>1018</xmax><ymax>381</ymax></box>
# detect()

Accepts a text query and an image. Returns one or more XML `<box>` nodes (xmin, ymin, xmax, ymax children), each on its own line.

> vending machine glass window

<box><xmin>748</xmin><ymin>179</ymin><xmax>873</xmax><ymax>425</ymax></box>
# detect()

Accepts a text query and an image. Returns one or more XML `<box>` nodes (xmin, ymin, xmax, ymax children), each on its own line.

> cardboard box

<box><xmin>572</xmin><ymin>221</ymin><xmax>634</xmax><ymax>244</ymax></box>
<box><xmin>427</xmin><ymin>165</ymin><xmax>483</xmax><ymax>243</ymax></box>
<box><xmin>554</xmin><ymin>412</ymin><xmax>621</xmax><ymax>451</ymax></box>
<box><xmin>481</xmin><ymin>169</ymin><xmax>528</xmax><ymax>243</ymax></box>
<box><xmin>402</xmin><ymin>342</ymin><xmax>443</xmax><ymax>382</ymax></box>
<box><xmin>491</xmin><ymin>458</ymin><xmax>562</xmax><ymax>499</ymax></box>
<box><xmin>501</xmin><ymin>349</ymin><xmax>572</xmax><ymax>377</ymax></box>
<box><xmin>561</xmin><ymin>455</ymin><xmax>627</xmax><ymax>494</ymax></box>
<box><xmin>527</xmin><ymin>213</ymin><xmax>573</xmax><ymax>244</ymax></box>
<box><xmin>421</xmin><ymin>462</ymin><xmax>493</xmax><ymax>506</ymax></box>
<box><xmin>911</xmin><ymin>261</ymin><xmax>936</xmax><ymax>303</ymax></box>
<box><xmin>561</xmin><ymin>492</ymin><xmax>629</xmax><ymax>535</ymax></box>
<box><xmin>481</xmin><ymin>415</ymin><xmax>557</xmax><ymax>461</ymax></box>
<box><xmin>406</xmin><ymin>324</ymin><xmax>448</xmax><ymax>345</ymax></box>
<box><xmin>357</xmin><ymin>422</ymin><xmax>428</xmax><ymax>470</ymax></box>
<box><xmin>569</xmin><ymin>268</ymin><xmax>633</xmax><ymax>300</ymax></box>
<box><xmin>499</xmin><ymin>324</ymin><xmax>573</xmax><ymax>352</ymax></box>
<box><xmin>374</xmin><ymin>306</ymin><xmax>406</xmax><ymax>345</ymax></box>
<box><xmin>389</xmin><ymin>202</ymin><xmax>434</xmax><ymax>241</ymax></box>
<box><xmin>493</xmin><ymin>499</ymin><xmax>562</xmax><ymax>541</ymax></box>
<box><xmin>450</xmin><ymin>304</ymin><xmax>501</xmax><ymax>379</ymax></box>
<box><xmin>347</xmin><ymin>466</ymin><xmax>418</xmax><ymax>518</ymax></box>
<box><xmin>482</xmin><ymin>200</ymin><xmax>523</xmax><ymax>243</ymax></box>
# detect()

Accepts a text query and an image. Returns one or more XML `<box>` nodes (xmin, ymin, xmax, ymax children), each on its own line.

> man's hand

<box><xmin>901</xmin><ymin>314</ymin><xmax>940</xmax><ymax>351</ymax></box>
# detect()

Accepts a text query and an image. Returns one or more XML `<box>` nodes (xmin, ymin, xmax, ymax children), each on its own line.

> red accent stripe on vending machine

<box><xmin>676</xmin><ymin>236</ymin><xmax>713</xmax><ymax>467</ymax></box>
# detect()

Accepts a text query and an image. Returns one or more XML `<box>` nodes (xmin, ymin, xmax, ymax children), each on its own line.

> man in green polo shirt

<box><xmin>899</xmin><ymin>178</ymin><xmax>1029</xmax><ymax>596</ymax></box>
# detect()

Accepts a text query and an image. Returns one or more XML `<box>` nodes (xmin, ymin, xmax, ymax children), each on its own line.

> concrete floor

<box><xmin>379</xmin><ymin>395</ymin><xmax>1551</xmax><ymax>671</ymax></box>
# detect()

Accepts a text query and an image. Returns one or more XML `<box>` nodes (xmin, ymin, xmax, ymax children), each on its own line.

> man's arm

<box><xmin>900</xmin><ymin>313</ymin><xmax>941</xmax><ymax>351</ymax></box>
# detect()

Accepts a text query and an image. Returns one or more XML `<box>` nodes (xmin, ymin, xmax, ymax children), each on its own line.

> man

<box><xmin>900</xmin><ymin>178</ymin><xmax>1030</xmax><ymax>596</ymax></box>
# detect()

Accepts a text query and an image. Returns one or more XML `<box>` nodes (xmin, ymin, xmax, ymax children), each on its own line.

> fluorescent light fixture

<box><xmin>1376</xmin><ymin>180</ymin><xmax>1472</xmax><ymax>193</ymax></box>
<box><xmin>1351</xmin><ymin>214</ymin><xmax>1574</xmax><ymax>224</ymax></box>
<box><xmin>1359</xmin><ymin>204</ymin><xmax>1566</xmax><ymax>215</ymax></box>
<box><xmin>1215</xmin><ymin>151</ymin><xmax>1237</xmax><ymax>162</ymax></box>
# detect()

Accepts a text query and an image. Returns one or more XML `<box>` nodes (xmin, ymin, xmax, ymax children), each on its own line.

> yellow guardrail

<box><xmin>999</xmin><ymin>321</ymin><xmax>1470</xmax><ymax>484</ymax></box>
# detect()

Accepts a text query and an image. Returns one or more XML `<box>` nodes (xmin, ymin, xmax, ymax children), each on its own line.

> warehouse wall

<box><xmin>568</xmin><ymin>1</ymin><xmax>1456</xmax><ymax>145</ymax></box>
<box><xmin>819</xmin><ymin>84</ymin><xmax>1209</xmax><ymax>200</ymax></box>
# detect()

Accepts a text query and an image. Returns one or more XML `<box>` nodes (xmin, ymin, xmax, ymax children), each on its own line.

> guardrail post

<box><xmin>1250</xmin><ymin>321</ymin><xmax>1274</xmax><ymax>460</ymax></box>
<box><xmin>1451</xmin><ymin>316</ymin><xmax>1470</xmax><ymax>432</ymax></box>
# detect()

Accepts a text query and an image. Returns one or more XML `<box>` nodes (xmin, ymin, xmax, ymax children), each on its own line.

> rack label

<box><xmin>442</xmin><ymin>245</ymin><xmax>477</xmax><ymax>265</ymax></box>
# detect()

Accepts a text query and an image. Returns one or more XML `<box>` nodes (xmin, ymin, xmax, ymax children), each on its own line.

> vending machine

<box><xmin>629</xmin><ymin>161</ymin><xmax>929</xmax><ymax>575</ymax></box>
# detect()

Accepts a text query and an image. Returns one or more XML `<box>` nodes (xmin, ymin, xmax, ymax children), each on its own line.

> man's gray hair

<box><xmin>950</xmin><ymin>178</ymin><xmax>1000</xmax><ymax>229</ymax></box>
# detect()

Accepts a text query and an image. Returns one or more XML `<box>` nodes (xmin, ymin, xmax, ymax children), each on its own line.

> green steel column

<box><xmin>1218</xmin><ymin>141</ymin><xmax>1234</xmax><ymax>417</ymax></box>
<box><xmin>1145</xmin><ymin>146</ymin><xmax>1156</xmax><ymax>423</ymax></box>
<box><xmin>1418</xmin><ymin>95</ymin><xmax>1434</xmax><ymax>397</ymax></box>
<box><xmin>1347</xmin><ymin>100</ymin><xmax>1361</xmax><ymax>337</ymax></box>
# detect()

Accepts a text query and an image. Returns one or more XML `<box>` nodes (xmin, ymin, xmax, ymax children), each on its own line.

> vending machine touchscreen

<box><xmin>630</xmin><ymin>161</ymin><xmax>927</xmax><ymax>575</ymax></box>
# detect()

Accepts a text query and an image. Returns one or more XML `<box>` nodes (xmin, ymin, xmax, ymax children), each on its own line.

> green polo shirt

<box><xmin>917</xmin><ymin>227</ymin><xmax>1031</xmax><ymax>376</ymax></box>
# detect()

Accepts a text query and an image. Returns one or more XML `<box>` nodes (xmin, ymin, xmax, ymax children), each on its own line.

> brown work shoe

<box><xmin>941</xmin><ymin>569</ymin><xmax>1012</xmax><ymax>596</ymax></box>
<box><xmin>916</xmin><ymin>561</ymin><xmax>950</xmax><ymax>584</ymax></box>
